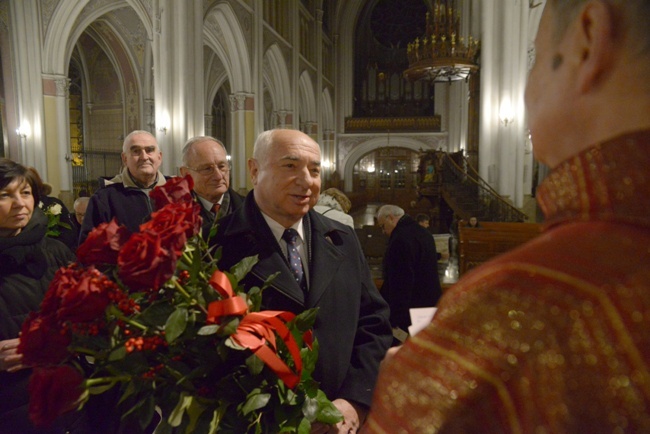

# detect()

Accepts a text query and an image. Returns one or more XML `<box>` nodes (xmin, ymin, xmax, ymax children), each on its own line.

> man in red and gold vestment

<box><xmin>363</xmin><ymin>1</ymin><xmax>650</xmax><ymax>433</ymax></box>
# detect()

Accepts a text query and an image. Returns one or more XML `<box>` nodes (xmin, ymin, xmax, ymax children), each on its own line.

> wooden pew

<box><xmin>458</xmin><ymin>221</ymin><xmax>543</xmax><ymax>276</ymax></box>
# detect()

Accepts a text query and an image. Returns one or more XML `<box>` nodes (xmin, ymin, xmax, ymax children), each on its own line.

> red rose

<box><xmin>52</xmin><ymin>266</ymin><xmax>112</xmax><ymax>323</ymax></box>
<box><xmin>140</xmin><ymin>202</ymin><xmax>202</xmax><ymax>255</ymax></box>
<box><xmin>39</xmin><ymin>266</ymin><xmax>69</xmax><ymax>316</ymax></box>
<box><xmin>150</xmin><ymin>175</ymin><xmax>194</xmax><ymax>209</ymax></box>
<box><xmin>18</xmin><ymin>313</ymin><xmax>71</xmax><ymax>366</ymax></box>
<box><xmin>77</xmin><ymin>219</ymin><xmax>130</xmax><ymax>266</ymax></box>
<box><xmin>28</xmin><ymin>365</ymin><xmax>84</xmax><ymax>427</ymax></box>
<box><xmin>117</xmin><ymin>230</ymin><xmax>177</xmax><ymax>292</ymax></box>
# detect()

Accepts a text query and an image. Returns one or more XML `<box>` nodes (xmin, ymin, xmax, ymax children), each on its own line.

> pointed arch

<box><xmin>298</xmin><ymin>71</ymin><xmax>316</xmax><ymax>125</ymax></box>
<box><xmin>204</xmin><ymin>50</ymin><xmax>229</xmax><ymax>109</ymax></box>
<box><xmin>263</xmin><ymin>44</ymin><xmax>291</xmax><ymax>111</ymax></box>
<box><xmin>321</xmin><ymin>87</ymin><xmax>334</xmax><ymax>132</ymax></box>
<box><xmin>332</xmin><ymin>1</ymin><xmax>366</xmax><ymax>123</ymax></box>
<box><xmin>203</xmin><ymin>3</ymin><xmax>251</xmax><ymax>93</ymax></box>
<box><xmin>43</xmin><ymin>0</ymin><xmax>152</xmax><ymax>75</ymax></box>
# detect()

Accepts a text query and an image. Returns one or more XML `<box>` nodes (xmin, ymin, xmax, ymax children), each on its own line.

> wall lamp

<box><xmin>16</xmin><ymin>125</ymin><xmax>29</xmax><ymax>139</ymax></box>
<box><xmin>499</xmin><ymin>99</ymin><xmax>515</xmax><ymax>127</ymax></box>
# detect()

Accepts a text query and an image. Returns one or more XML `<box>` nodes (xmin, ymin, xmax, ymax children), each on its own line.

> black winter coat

<box><xmin>381</xmin><ymin>215</ymin><xmax>443</xmax><ymax>332</ymax></box>
<box><xmin>0</xmin><ymin>207</ymin><xmax>81</xmax><ymax>433</ymax></box>
<box><xmin>213</xmin><ymin>192</ymin><xmax>392</xmax><ymax>408</ymax></box>
<box><xmin>0</xmin><ymin>207</ymin><xmax>74</xmax><ymax>339</ymax></box>
<box><xmin>197</xmin><ymin>188</ymin><xmax>245</xmax><ymax>240</ymax></box>
<box><xmin>78</xmin><ymin>169</ymin><xmax>169</xmax><ymax>244</ymax></box>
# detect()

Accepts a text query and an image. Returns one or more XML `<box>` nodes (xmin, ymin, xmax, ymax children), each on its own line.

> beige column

<box><xmin>229</xmin><ymin>93</ymin><xmax>256</xmax><ymax>193</ymax></box>
<box><xmin>153</xmin><ymin>0</ymin><xmax>204</xmax><ymax>174</ymax></box>
<box><xmin>42</xmin><ymin>75</ymin><xmax>73</xmax><ymax>205</ymax></box>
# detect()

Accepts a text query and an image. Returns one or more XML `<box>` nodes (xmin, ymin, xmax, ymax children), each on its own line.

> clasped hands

<box><xmin>0</xmin><ymin>338</ymin><xmax>25</xmax><ymax>373</ymax></box>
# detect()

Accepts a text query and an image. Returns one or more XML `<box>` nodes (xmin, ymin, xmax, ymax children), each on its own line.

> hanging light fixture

<box><xmin>404</xmin><ymin>0</ymin><xmax>480</xmax><ymax>82</ymax></box>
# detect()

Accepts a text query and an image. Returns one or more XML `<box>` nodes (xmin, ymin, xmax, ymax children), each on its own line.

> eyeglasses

<box><xmin>185</xmin><ymin>163</ymin><xmax>230</xmax><ymax>176</ymax></box>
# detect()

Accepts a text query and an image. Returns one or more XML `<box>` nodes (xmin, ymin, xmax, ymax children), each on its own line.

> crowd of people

<box><xmin>1</xmin><ymin>1</ymin><xmax>649</xmax><ymax>432</ymax></box>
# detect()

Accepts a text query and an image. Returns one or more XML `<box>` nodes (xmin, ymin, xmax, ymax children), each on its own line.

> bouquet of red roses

<box><xmin>18</xmin><ymin>176</ymin><xmax>341</xmax><ymax>433</ymax></box>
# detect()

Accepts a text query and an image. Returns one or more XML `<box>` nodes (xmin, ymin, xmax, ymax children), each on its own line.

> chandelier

<box><xmin>404</xmin><ymin>0</ymin><xmax>480</xmax><ymax>82</ymax></box>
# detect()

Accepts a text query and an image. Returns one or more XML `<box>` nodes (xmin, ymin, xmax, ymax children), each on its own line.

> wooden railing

<box><xmin>458</xmin><ymin>221</ymin><xmax>543</xmax><ymax>276</ymax></box>
<box><xmin>440</xmin><ymin>153</ymin><xmax>528</xmax><ymax>223</ymax></box>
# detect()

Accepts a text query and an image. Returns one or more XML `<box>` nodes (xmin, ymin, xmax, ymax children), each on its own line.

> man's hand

<box><xmin>0</xmin><ymin>338</ymin><xmax>26</xmax><ymax>373</ymax></box>
<box><xmin>310</xmin><ymin>398</ymin><xmax>367</xmax><ymax>433</ymax></box>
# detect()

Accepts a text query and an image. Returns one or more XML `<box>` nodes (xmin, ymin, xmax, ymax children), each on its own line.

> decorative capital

<box><xmin>54</xmin><ymin>77</ymin><xmax>70</xmax><ymax>97</ymax></box>
<box><xmin>229</xmin><ymin>93</ymin><xmax>250</xmax><ymax>111</ymax></box>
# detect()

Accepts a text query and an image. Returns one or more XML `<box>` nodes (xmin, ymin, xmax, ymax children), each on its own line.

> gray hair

<box><xmin>73</xmin><ymin>196</ymin><xmax>90</xmax><ymax>209</ymax></box>
<box><xmin>377</xmin><ymin>204</ymin><xmax>405</xmax><ymax>220</ymax></box>
<box><xmin>122</xmin><ymin>130</ymin><xmax>157</xmax><ymax>153</ymax></box>
<box><xmin>181</xmin><ymin>136</ymin><xmax>227</xmax><ymax>165</ymax></box>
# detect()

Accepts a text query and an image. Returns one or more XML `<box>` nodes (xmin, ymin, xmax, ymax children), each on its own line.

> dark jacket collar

<box><xmin>219</xmin><ymin>191</ymin><xmax>348</xmax><ymax>306</ymax></box>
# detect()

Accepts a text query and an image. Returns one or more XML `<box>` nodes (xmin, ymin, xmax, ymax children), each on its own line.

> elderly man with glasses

<box><xmin>180</xmin><ymin>136</ymin><xmax>244</xmax><ymax>239</ymax></box>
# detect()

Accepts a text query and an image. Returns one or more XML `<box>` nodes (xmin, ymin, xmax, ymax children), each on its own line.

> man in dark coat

<box><xmin>79</xmin><ymin>130</ymin><xmax>166</xmax><ymax>244</ymax></box>
<box><xmin>213</xmin><ymin>129</ymin><xmax>392</xmax><ymax>433</ymax></box>
<box><xmin>377</xmin><ymin>204</ymin><xmax>442</xmax><ymax>334</ymax></box>
<box><xmin>179</xmin><ymin>136</ymin><xmax>244</xmax><ymax>240</ymax></box>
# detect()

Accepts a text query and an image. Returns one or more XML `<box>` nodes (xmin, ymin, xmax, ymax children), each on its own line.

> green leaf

<box><xmin>229</xmin><ymin>255</ymin><xmax>259</xmax><ymax>282</ymax></box>
<box><xmin>153</xmin><ymin>419</ymin><xmax>173</xmax><ymax>434</ymax></box>
<box><xmin>165</xmin><ymin>307</ymin><xmax>188</xmax><ymax>343</ymax></box>
<box><xmin>109</xmin><ymin>345</ymin><xmax>127</xmax><ymax>362</ymax></box>
<box><xmin>241</xmin><ymin>388</ymin><xmax>271</xmax><ymax>415</ymax></box>
<box><xmin>139</xmin><ymin>301</ymin><xmax>176</xmax><ymax>326</ymax></box>
<box><xmin>184</xmin><ymin>397</ymin><xmax>207</xmax><ymax>433</ymax></box>
<box><xmin>301</xmin><ymin>395</ymin><xmax>320</xmax><ymax>421</ymax></box>
<box><xmin>118</xmin><ymin>380</ymin><xmax>137</xmax><ymax>405</ymax></box>
<box><xmin>197</xmin><ymin>324</ymin><xmax>219</xmax><ymax>336</ymax></box>
<box><xmin>86</xmin><ymin>383</ymin><xmax>117</xmax><ymax>395</ymax></box>
<box><xmin>299</xmin><ymin>340</ymin><xmax>320</xmax><ymax>380</ymax></box>
<box><xmin>225</xmin><ymin>337</ymin><xmax>246</xmax><ymax>351</ymax></box>
<box><xmin>168</xmin><ymin>393</ymin><xmax>193</xmax><ymax>427</ymax></box>
<box><xmin>297</xmin><ymin>417</ymin><xmax>311</xmax><ymax>434</ymax></box>
<box><xmin>218</xmin><ymin>317</ymin><xmax>240</xmax><ymax>336</ymax></box>
<box><xmin>139</xmin><ymin>394</ymin><xmax>156</xmax><ymax>429</ymax></box>
<box><xmin>245</xmin><ymin>353</ymin><xmax>264</xmax><ymax>375</ymax></box>
<box><xmin>291</xmin><ymin>308</ymin><xmax>319</xmax><ymax>332</ymax></box>
<box><xmin>314</xmin><ymin>390</ymin><xmax>343</xmax><ymax>425</ymax></box>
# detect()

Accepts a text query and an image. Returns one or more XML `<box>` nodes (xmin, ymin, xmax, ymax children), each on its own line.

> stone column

<box><xmin>229</xmin><ymin>93</ymin><xmax>256</xmax><ymax>192</ymax></box>
<box><xmin>9</xmin><ymin>0</ymin><xmax>46</xmax><ymax>172</ymax></box>
<box><xmin>153</xmin><ymin>0</ymin><xmax>204</xmax><ymax>175</ymax></box>
<box><xmin>42</xmin><ymin>74</ymin><xmax>73</xmax><ymax>203</ymax></box>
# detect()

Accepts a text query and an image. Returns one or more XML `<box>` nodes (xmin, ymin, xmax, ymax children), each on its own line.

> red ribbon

<box><xmin>206</xmin><ymin>270</ymin><xmax>303</xmax><ymax>388</ymax></box>
<box><xmin>231</xmin><ymin>311</ymin><xmax>302</xmax><ymax>389</ymax></box>
<box><xmin>207</xmin><ymin>270</ymin><xmax>248</xmax><ymax>323</ymax></box>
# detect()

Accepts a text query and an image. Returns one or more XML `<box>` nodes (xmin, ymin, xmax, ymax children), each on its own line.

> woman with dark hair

<box><xmin>0</xmin><ymin>158</ymin><xmax>85</xmax><ymax>433</ymax></box>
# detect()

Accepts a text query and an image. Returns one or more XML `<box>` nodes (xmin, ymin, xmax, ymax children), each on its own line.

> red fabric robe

<box><xmin>364</xmin><ymin>131</ymin><xmax>650</xmax><ymax>433</ymax></box>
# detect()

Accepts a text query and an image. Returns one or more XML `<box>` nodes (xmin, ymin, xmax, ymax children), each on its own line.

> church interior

<box><xmin>0</xmin><ymin>0</ymin><xmax>548</xmax><ymax>282</ymax></box>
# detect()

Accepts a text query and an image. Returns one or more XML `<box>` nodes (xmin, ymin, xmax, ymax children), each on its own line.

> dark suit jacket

<box><xmin>213</xmin><ymin>192</ymin><xmax>392</xmax><ymax>408</ymax></box>
<box><xmin>382</xmin><ymin>215</ymin><xmax>443</xmax><ymax>332</ymax></box>
<box><xmin>197</xmin><ymin>188</ymin><xmax>244</xmax><ymax>240</ymax></box>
